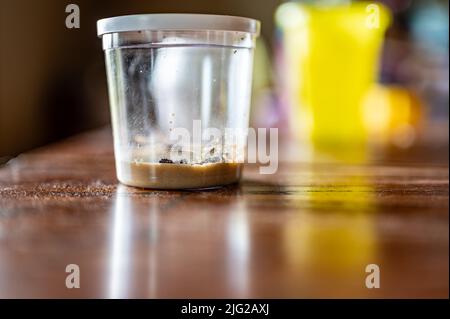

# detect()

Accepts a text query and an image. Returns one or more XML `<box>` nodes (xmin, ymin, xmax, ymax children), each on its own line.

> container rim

<box><xmin>97</xmin><ymin>14</ymin><xmax>261</xmax><ymax>37</ymax></box>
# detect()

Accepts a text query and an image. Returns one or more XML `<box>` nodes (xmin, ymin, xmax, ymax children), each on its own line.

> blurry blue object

<box><xmin>411</xmin><ymin>0</ymin><xmax>449</xmax><ymax>53</ymax></box>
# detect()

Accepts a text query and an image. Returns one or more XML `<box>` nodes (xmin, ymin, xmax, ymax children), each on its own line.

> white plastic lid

<box><xmin>97</xmin><ymin>14</ymin><xmax>260</xmax><ymax>37</ymax></box>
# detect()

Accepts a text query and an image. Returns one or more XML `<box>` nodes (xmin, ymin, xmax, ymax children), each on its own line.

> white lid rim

<box><xmin>97</xmin><ymin>14</ymin><xmax>261</xmax><ymax>37</ymax></box>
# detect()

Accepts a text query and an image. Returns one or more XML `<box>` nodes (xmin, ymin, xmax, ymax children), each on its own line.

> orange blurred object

<box><xmin>363</xmin><ymin>84</ymin><xmax>424</xmax><ymax>149</ymax></box>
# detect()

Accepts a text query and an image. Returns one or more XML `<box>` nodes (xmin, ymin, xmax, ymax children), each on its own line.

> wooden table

<box><xmin>0</xmin><ymin>128</ymin><xmax>448</xmax><ymax>298</ymax></box>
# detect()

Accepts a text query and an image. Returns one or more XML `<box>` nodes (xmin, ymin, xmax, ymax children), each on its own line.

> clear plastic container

<box><xmin>97</xmin><ymin>14</ymin><xmax>260</xmax><ymax>189</ymax></box>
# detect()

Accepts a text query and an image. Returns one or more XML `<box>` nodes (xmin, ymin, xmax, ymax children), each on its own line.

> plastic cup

<box><xmin>276</xmin><ymin>2</ymin><xmax>391</xmax><ymax>150</ymax></box>
<box><xmin>97</xmin><ymin>14</ymin><xmax>260</xmax><ymax>189</ymax></box>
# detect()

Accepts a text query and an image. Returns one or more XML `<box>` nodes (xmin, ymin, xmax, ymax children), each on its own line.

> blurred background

<box><xmin>0</xmin><ymin>0</ymin><xmax>448</xmax><ymax>163</ymax></box>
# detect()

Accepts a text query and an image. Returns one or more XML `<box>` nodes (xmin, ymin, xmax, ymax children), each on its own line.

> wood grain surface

<box><xmin>0</xmin><ymin>128</ymin><xmax>448</xmax><ymax>298</ymax></box>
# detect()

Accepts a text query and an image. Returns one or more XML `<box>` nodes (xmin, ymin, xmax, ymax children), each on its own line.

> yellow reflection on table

<box><xmin>282</xmin><ymin>169</ymin><xmax>377</xmax><ymax>284</ymax></box>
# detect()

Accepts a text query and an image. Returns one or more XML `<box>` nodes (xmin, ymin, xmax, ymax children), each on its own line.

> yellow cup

<box><xmin>276</xmin><ymin>2</ymin><xmax>391</xmax><ymax>150</ymax></box>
